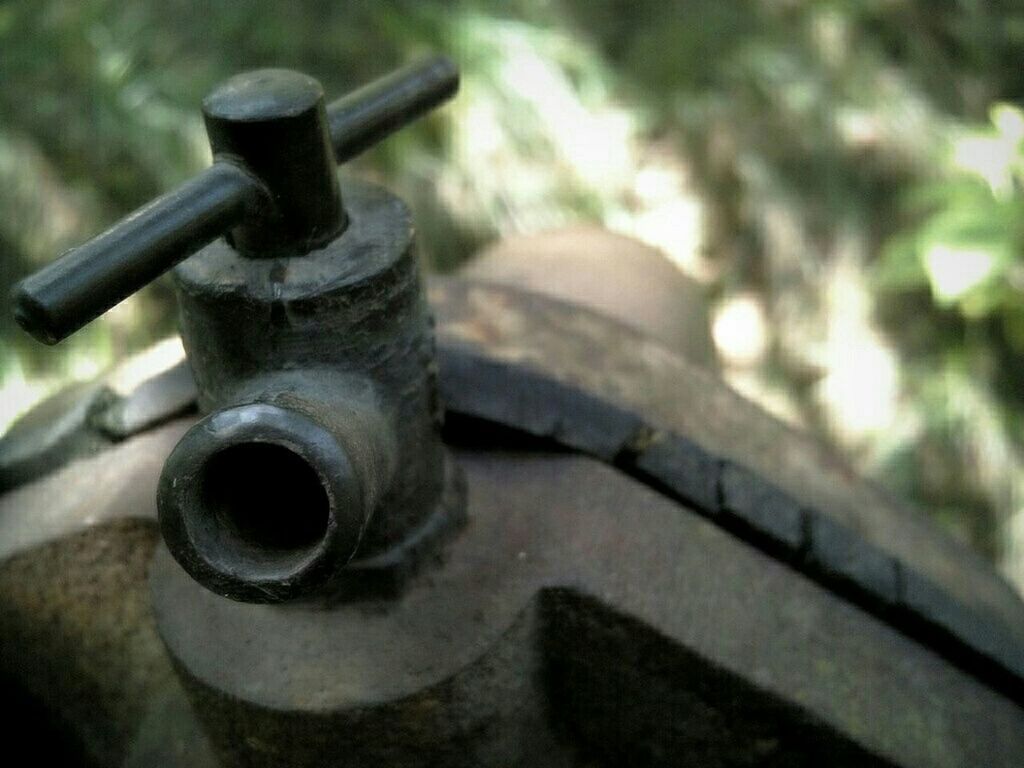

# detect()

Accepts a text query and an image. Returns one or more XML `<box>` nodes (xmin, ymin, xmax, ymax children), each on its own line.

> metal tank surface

<box><xmin>2</xmin><ymin>56</ymin><xmax>1024</xmax><ymax>768</ymax></box>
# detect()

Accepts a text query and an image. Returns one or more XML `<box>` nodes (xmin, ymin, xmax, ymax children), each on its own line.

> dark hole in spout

<box><xmin>199</xmin><ymin>442</ymin><xmax>330</xmax><ymax>553</ymax></box>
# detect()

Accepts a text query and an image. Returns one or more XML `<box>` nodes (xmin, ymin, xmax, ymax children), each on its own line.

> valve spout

<box><xmin>158</xmin><ymin>383</ymin><xmax>396</xmax><ymax>603</ymax></box>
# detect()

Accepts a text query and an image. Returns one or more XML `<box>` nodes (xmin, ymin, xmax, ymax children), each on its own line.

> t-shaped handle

<box><xmin>14</xmin><ymin>56</ymin><xmax>459</xmax><ymax>345</ymax></box>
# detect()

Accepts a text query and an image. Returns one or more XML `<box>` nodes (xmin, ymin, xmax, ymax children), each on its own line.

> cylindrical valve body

<box><xmin>157</xmin><ymin>177</ymin><xmax>447</xmax><ymax>602</ymax></box>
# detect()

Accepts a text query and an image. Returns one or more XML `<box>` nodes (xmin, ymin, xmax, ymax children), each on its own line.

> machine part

<box><xmin>11</xmin><ymin>61</ymin><xmax>462</xmax><ymax>604</ymax></box>
<box><xmin>160</xmin><ymin>178</ymin><xmax>453</xmax><ymax>601</ymax></box>
<box><xmin>0</xmin><ymin>344</ymin><xmax>196</xmax><ymax>492</ymax></box>
<box><xmin>13</xmin><ymin>56</ymin><xmax>457</xmax><ymax>345</ymax></box>
<box><xmin>159</xmin><ymin>393</ymin><xmax>393</xmax><ymax>602</ymax></box>
<box><xmin>2</xmin><ymin>278</ymin><xmax>1024</xmax><ymax>765</ymax></box>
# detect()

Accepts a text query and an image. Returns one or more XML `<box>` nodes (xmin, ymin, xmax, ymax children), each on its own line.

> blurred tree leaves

<box><xmin>881</xmin><ymin>104</ymin><xmax>1024</xmax><ymax>319</ymax></box>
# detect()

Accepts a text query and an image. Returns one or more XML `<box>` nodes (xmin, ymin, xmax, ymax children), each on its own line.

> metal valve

<box><xmin>10</xmin><ymin>56</ymin><xmax>463</xmax><ymax>603</ymax></box>
<box><xmin>13</xmin><ymin>56</ymin><xmax>459</xmax><ymax>345</ymax></box>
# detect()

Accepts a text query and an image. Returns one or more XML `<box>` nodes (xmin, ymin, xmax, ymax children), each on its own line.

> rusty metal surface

<box><xmin>0</xmin><ymin>517</ymin><xmax>215</xmax><ymax>766</ymax></box>
<box><xmin>430</xmin><ymin>279</ymin><xmax>1024</xmax><ymax>673</ymax></box>
<box><xmin>153</xmin><ymin>449</ymin><xmax>1024</xmax><ymax>767</ymax></box>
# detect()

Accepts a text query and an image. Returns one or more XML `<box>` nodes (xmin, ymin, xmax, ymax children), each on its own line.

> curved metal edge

<box><xmin>436</xmin><ymin>341</ymin><xmax>1024</xmax><ymax>705</ymax></box>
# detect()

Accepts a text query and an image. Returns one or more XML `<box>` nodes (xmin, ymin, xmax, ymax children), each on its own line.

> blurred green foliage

<box><xmin>3</xmin><ymin>0</ymin><xmax>1024</xmax><ymax>582</ymax></box>
<box><xmin>881</xmin><ymin>104</ymin><xmax>1024</xmax><ymax>322</ymax></box>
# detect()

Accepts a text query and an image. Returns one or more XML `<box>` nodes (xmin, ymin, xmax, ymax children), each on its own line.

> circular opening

<box><xmin>198</xmin><ymin>442</ymin><xmax>330</xmax><ymax>555</ymax></box>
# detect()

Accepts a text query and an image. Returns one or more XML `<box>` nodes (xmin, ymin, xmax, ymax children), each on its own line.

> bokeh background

<box><xmin>2</xmin><ymin>0</ymin><xmax>1023</xmax><ymax>592</ymax></box>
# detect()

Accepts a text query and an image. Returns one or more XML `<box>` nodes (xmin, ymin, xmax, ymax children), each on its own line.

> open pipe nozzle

<box><xmin>158</xmin><ymin>380</ymin><xmax>396</xmax><ymax>603</ymax></box>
